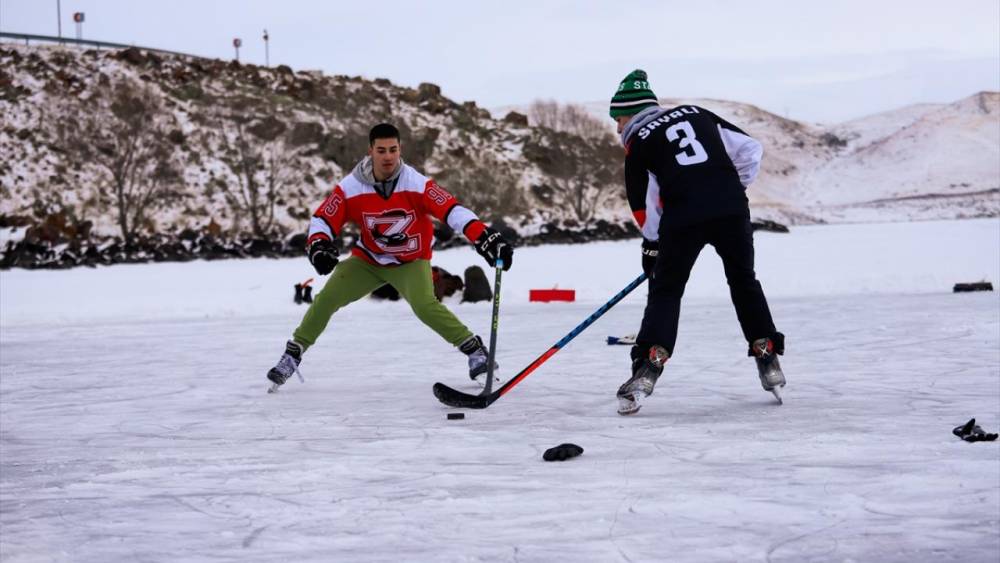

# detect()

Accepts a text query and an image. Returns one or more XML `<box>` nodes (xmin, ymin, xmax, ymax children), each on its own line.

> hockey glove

<box><xmin>641</xmin><ymin>238</ymin><xmax>658</xmax><ymax>278</ymax></box>
<box><xmin>308</xmin><ymin>238</ymin><xmax>340</xmax><ymax>276</ymax></box>
<box><xmin>953</xmin><ymin>418</ymin><xmax>998</xmax><ymax>442</ymax></box>
<box><xmin>474</xmin><ymin>227</ymin><xmax>513</xmax><ymax>271</ymax></box>
<box><xmin>542</xmin><ymin>443</ymin><xmax>584</xmax><ymax>462</ymax></box>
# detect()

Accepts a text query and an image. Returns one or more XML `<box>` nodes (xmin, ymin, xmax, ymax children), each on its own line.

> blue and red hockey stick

<box><xmin>432</xmin><ymin>272</ymin><xmax>648</xmax><ymax>409</ymax></box>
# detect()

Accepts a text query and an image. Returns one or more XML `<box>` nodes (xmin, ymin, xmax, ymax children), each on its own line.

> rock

<box><xmin>503</xmin><ymin>111</ymin><xmax>529</xmax><ymax>127</ymax></box>
<box><xmin>751</xmin><ymin>219</ymin><xmax>790</xmax><ymax>233</ymax></box>
<box><xmin>289</xmin><ymin>121</ymin><xmax>325</xmax><ymax>147</ymax></box>
<box><xmin>247</xmin><ymin>116</ymin><xmax>287</xmax><ymax>141</ymax></box>
<box><xmin>116</xmin><ymin>47</ymin><xmax>147</xmax><ymax>65</ymax></box>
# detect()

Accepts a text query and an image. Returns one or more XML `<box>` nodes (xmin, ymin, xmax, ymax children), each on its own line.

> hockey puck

<box><xmin>447</xmin><ymin>412</ymin><xmax>465</xmax><ymax>420</ymax></box>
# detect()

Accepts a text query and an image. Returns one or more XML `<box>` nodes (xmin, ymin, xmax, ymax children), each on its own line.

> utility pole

<box><xmin>263</xmin><ymin>29</ymin><xmax>269</xmax><ymax>67</ymax></box>
<box><xmin>56</xmin><ymin>0</ymin><xmax>63</xmax><ymax>42</ymax></box>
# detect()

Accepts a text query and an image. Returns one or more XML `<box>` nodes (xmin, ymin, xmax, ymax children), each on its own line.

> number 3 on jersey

<box><xmin>665</xmin><ymin>121</ymin><xmax>708</xmax><ymax>165</ymax></box>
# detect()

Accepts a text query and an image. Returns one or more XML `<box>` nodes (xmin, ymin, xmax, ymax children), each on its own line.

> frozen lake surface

<box><xmin>2</xmin><ymin>219</ymin><xmax>998</xmax><ymax>562</ymax></box>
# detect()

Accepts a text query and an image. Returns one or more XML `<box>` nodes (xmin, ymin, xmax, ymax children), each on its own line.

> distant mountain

<box><xmin>563</xmin><ymin>93</ymin><xmax>1000</xmax><ymax>223</ymax></box>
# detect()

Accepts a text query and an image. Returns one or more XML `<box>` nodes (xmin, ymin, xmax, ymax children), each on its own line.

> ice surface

<box><xmin>1</xmin><ymin>219</ymin><xmax>998</xmax><ymax>562</ymax></box>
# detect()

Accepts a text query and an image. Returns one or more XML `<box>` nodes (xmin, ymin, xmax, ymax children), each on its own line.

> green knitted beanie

<box><xmin>609</xmin><ymin>69</ymin><xmax>658</xmax><ymax>118</ymax></box>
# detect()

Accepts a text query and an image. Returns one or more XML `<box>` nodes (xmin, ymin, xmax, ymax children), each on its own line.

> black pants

<box><xmin>636</xmin><ymin>213</ymin><xmax>778</xmax><ymax>357</ymax></box>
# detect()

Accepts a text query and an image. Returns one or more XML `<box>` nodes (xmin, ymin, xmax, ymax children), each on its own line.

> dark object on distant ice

<box><xmin>607</xmin><ymin>334</ymin><xmax>637</xmax><ymax>346</ymax></box>
<box><xmin>953</xmin><ymin>418</ymin><xmax>998</xmax><ymax>442</ymax></box>
<box><xmin>462</xmin><ymin>266</ymin><xmax>492</xmax><ymax>303</ymax></box>
<box><xmin>432</xmin><ymin>266</ymin><xmax>464</xmax><ymax>300</ymax></box>
<box><xmin>953</xmin><ymin>282</ymin><xmax>993</xmax><ymax>293</ymax></box>
<box><xmin>447</xmin><ymin>412</ymin><xmax>465</xmax><ymax>420</ymax></box>
<box><xmin>370</xmin><ymin>283</ymin><xmax>401</xmax><ymax>301</ymax></box>
<box><xmin>294</xmin><ymin>279</ymin><xmax>314</xmax><ymax>304</ymax></box>
<box><xmin>543</xmin><ymin>443</ymin><xmax>584</xmax><ymax>462</ymax></box>
<box><xmin>750</xmin><ymin>219</ymin><xmax>789</xmax><ymax>233</ymax></box>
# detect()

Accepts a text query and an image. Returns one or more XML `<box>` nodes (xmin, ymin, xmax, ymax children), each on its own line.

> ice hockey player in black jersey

<box><xmin>609</xmin><ymin>69</ymin><xmax>786</xmax><ymax>414</ymax></box>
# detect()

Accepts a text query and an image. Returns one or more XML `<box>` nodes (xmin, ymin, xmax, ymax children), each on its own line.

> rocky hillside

<box><xmin>0</xmin><ymin>43</ymin><xmax>629</xmax><ymax>264</ymax></box>
<box><xmin>1</xmin><ymin>43</ymin><xmax>997</xmax><ymax>269</ymax></box>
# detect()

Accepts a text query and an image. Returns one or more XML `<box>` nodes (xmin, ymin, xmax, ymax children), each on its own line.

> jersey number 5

<box><xmin>665</xmin><ymin>121</ymin><xmax>708</xmax><ymax>165</ymax></box>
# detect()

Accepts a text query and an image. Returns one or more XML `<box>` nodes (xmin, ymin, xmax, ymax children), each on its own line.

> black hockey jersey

<box><xmin>621</xmin><ymin>105</ymin><xmax>763</xmax><ymax>239</ymax></box>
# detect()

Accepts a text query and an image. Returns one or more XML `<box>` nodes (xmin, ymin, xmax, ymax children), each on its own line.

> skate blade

<box><xmin>769</xmin><ymin>386</ymin><xmax>783</xmax><ymax>405</ymax></box>
<box><xmin>617</xmin><ymin>394</ymin><xmax>642</xmax><ymax>416</ymax></box>
<box><xmin>267</xmin><ymin>383</ymin><xmax>281</xmax><ymax>394</ymax></box>
<box><xmin>472</xmin><ymin>376</ymin><xmax>502</xmax><ymax>389</ymax></box>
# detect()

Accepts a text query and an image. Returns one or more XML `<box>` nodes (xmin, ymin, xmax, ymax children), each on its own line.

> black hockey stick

<box><xmin>433</xmin><ymin>272</ymin><xmax>648</xmax><ymax>409</ymax></box>
<box><xmin>482</xmin><ymin>259</ymin><xmax>503</xmax><ymax>395</ymax></box>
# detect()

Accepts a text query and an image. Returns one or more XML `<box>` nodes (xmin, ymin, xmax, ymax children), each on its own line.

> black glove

<box><xmin>953</xmin><ymin>418</ymin><xmax>998</xmax><ymax>442</ymax></box>
<box><xmin>641</xmin><ymin>238</ymin><xmax>658</xmax><ymax>278</ymax></box>
<box><xmin>474</xmin><ymin>227</ymin><xmax>513</xmax><ymax>271</ymax></box>
<box><xmin>308</xmin><ymin>238</ymin><xmax>340</xmax><ymax>276</ymax></box>
<box><xmin>542</xmin><ymin>443</ymin><xmax>584</xmax><ymax>462</ymax></box>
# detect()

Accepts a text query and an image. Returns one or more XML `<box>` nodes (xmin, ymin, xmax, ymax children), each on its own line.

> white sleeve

<box><xmin>308</xmin><ymin>216</ymin><xmax>334</xmax><ymax>240</ymax></box>
<box><xmin>444</xmin><ymin>205</ymin><xmax>478</xmax><ymax>235</ymax></box>
<box><xmin>717</xmin><ymin>125</ymin><xmax>763</xmax><ymax>187</ymax></box>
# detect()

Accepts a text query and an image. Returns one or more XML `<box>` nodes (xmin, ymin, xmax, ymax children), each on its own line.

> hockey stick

<box><xmin>433</xmin><ymin>272</ymin><xmax>648</xmax><ymax>409</ymax></box>
<box><xmin>482</xmin><ymin>259</ymin><xmax>503</xmax><ymax>395</ymax></box>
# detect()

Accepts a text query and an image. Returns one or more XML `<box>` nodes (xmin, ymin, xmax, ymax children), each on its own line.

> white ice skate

<box><xmin>752</xmin><ymin>337</ymin><xmax>785</xmax><ymax>405</ymax></box>
<box><xmin>616</xmin><ymin>345</ymin><xmax>669</xmax><ymax>415</ymax></box>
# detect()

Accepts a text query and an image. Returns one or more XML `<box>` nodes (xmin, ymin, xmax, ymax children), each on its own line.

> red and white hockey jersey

<box><xmin>308</xmin><ymin>161</ymin><xmax>486</xmax><ymax>266</ymax></box>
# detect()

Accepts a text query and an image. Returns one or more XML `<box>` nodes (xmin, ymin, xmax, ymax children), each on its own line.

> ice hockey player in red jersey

<box><xmin>266</xmin><ymin>123</ymin><xmax>513</xmax><ymax>392</ymax></box>
<box><xmin>609</xmin><ymin>70</ymin><xmax>786</xmax><ymax>414</ymax></box>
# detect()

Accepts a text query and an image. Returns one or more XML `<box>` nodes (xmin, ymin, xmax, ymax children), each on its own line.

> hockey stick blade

<box><xmin>433</xmin><ymin>382</ymin><xmax>496</xmax><ymax>409</ymax></box>
<box><xmin>432</xmin><ymin>273</ymin><xmax>648</xmax><ymax>410</ymax></box>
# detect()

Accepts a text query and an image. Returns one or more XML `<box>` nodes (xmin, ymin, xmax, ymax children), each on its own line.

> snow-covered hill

<box><xmin>2</xmin><ymin>219</ymin><xmax>998</xmax><ymax>561</ymax></box>
<box><xmin>1</xmin><ymin>42</ymin><xmax>997</xmax><ymax>251</ymax></box>
<box><xmin>0</xmin><ymin>43</ymin><xmax>624</xmax><ymax>244</ymax></box>
<box><xmin>552</xmin><ymin>93</ymin><xmax>1000</xmax><ymax>223</ymax></box>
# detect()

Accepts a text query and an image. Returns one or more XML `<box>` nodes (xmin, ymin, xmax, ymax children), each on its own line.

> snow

<box><xmin>2</xmin><ymin>219</ymin><xmax>999</xmax><ymax>562</ymax></box>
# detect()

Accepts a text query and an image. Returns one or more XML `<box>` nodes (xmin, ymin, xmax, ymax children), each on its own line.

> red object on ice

<box><xmin>529</xmin><ymin>289</ymin><xmax>576</xmax><ymax>302</ymax></box>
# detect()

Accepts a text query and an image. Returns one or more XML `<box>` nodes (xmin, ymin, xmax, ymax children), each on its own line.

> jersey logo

<box><xmin>364</xmin><ymin>209</ymin><xmax>420</xmax><ymax>254</ymax></box>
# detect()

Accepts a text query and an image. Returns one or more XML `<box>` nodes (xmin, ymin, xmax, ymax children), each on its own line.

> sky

<box><xmin>1</xmin><ymin>0</ymin><xmax>998</xmax><ymax>122</ymax></box>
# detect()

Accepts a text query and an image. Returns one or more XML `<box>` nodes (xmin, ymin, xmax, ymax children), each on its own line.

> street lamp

<box><xmin>263</xmin><ymin>29</ymin><xmax>269</xmax><ymax>67</ymax></box>
<box><xmin>233</xmin><ymin>37</ymin><xmax>242</xmax><ymax>61</ymax></box>
<box><xmin>57</xmin><ymin>0</ymin><xmax>63</xmax><ymax>42</ymax></box>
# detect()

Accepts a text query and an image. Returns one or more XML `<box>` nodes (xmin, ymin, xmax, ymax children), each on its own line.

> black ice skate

<box><xmin>617</xmin><ymin>345</ymin><xmax>669</xmax><ymax>415</ymax></box>
<box><xmin>752</xmin><ymin>337</ymin><xmax>785</xmax><ymax>404</ymax></box>
<box><xmin>460</xmin><ymin>335</ymin><xmax>499</xmax><ymax>387</ymax></box>
<box><xmin>267</xmin><ymin>340</ymin><xmax>305</xmax><ymax>393</ymax></box>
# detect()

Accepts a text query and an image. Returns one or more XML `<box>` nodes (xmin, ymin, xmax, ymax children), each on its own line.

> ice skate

<box><xmin>267</xmin><ymin>340</ymin><xmax>304</xmax><ymax>393</ymax></box>
<box><xmin>616</xmin><ymin>345</ymin><xmax>669</xmax><ymax>415</ymax></box>
<box><xmin>460</xmin><ymin>335</ymin><xmax>499</xmax><ymax>387</ymax></box>
<box><xmin>752</xmin><ymin>337</ymin><xmax>785</xmax><ymax>404</ymax></box>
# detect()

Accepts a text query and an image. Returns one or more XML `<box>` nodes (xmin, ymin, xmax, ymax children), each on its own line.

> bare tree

<box><xmin>434</xmin><ymin>151</ymin><xmax>526</xmax><ymax>221</ymax></box>
<box><xmin>524</xmin><ymin>132</ymin><xmax>621</xmax><ymax>223</ymax></box>
<box><xmin>55</xmin><ymin>80</ymin><xmax>182</xmax><ymax>242</ymax></box>
<box><xmin>219</xmin><ymin>116</ymin><xmax>300</xmax><ymax>237</ymax></box>
<box><xmin>528</xmin><ymin>99</ymin><xmax>615</xmax><ymax>142</ymax></box>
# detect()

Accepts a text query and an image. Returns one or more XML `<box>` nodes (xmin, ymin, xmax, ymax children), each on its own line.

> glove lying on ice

<box><xmin>308</xmin><ymin>238</ymin><xmax>340</xmax><ymax>276</ymax></box>
<box><xmin>542</xmin><ymin>443</ymin><xmax>584</xmax><ymax>462</ymax></box>
<box><xmin>952</xmin><ymin>418</ymin><xmax>998</xmax><ymax>442</ymax></box>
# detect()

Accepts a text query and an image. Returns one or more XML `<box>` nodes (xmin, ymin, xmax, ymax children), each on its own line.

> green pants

<box><xmin>292</xmin><ymin>257</ymin><xmax>473</xmax><ymax>351</ymax></box>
